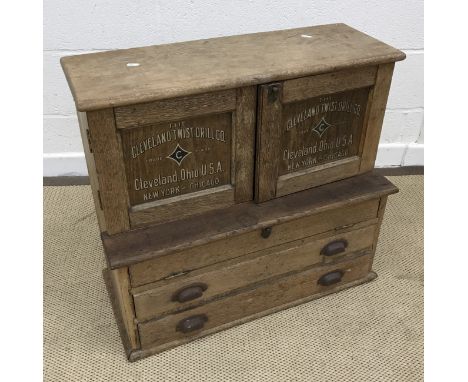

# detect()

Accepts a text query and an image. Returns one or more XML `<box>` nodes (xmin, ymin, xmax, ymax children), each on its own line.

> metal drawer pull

<box><xmin>172</xmin><ymin>283</ymin><xmax>208</xmax><ymax>303</ymax></box>
<box><xmin>318</xmin><ymin>270</ymin><xmax>344</xmax><ymax>286</ymax></box>
<box><xmin>176</xmin><ymin>314</ymin><xmax>208</xmax><ymax>333</ymax></box>
<box><xmin>320</xmin><ymin>239</ymin><xmax>348</xmax><ymax>256</ymax></box>
<box><xmin>261</xmin><ymin>226</ymin><xmax>272</xmax><ymax>238</ymax></box>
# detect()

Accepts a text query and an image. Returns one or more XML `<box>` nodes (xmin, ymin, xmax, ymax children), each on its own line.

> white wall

<box><xmin>43</xmin><ymin>0</ymin><xmax>424</xmax><ymax>176</ymax></box>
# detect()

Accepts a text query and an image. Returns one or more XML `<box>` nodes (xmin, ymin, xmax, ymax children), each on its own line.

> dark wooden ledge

<box><xmin>102</xmin><ymin>172</ymin><xmax>398</xmax><ymax>269</ymax></box>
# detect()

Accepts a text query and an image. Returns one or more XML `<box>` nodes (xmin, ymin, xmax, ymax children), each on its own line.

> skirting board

<box><xmin>43</xmin><ymin>152</ymin><xmax>88</xmax><ymax>177</ymax></box>
<box><xmin>43</xmin><ymin>167</ymin><xmax>423</xmax><ymax>186</ymax></box>
<box><xmin>43</xmin><ymin>143</ymin><xmax>424</xmax><ymax>178</ymax></box>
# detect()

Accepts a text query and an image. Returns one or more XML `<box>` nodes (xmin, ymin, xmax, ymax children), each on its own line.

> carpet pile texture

<box><xmin>44</xmin><ymin>175</ymin><xmax>423</xmax><ymax>381</ymax></box>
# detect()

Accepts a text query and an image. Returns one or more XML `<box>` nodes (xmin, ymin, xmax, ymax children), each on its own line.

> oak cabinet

<box><xmin>61</xmin><ymin>23</ymin><xmax>404</xmax><ymax>360</ymax></box>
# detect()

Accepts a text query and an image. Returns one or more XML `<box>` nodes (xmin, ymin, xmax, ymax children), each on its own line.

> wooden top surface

<box><xmin>61</xmin><ymin>23</ymin><xmax>405</xmax><ymax>111</ymax></box>
<box><xmin>102</xmin><ymin>172</ymin><xmax>398</xmax><ymax>269</ymax></box>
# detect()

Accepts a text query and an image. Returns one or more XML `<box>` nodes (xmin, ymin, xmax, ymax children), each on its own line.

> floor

<box><xmin>44</xmin><ymin>175</ymin><xmax>423</xmax><ymax>382</ymax></box>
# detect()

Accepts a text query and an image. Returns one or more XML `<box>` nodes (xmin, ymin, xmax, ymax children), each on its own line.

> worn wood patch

<box><xmin>120</xmin><ymin>113</ymin><xmax>232</xmax><ymax>206</ymax></box>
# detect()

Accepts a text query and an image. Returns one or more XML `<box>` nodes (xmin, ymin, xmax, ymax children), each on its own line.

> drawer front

<box><xmin>255</xmin><ymin>64</ymin><xmax>395</xmax><ymax>202</ymax></box>
<box><xmin>133</xmin><ymin>224</ymin><xmax>376</xmax><ymax>321</ymax></box>
<box><xmin>129</xmin><ymin>199</ymin><xmax>379</xmax><ymax>287</ymax></box>
<box><xmin>137</xmin><ymin>253</ymin><xmax>372</xmax><ymax>348</ymax></box>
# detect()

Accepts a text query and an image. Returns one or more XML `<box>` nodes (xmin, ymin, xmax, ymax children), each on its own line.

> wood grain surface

<box><xmin>114</xmin><ymin>89</ymin><xmax>236</xmax><ymax>129</ymax></box>
<box><xmin>282</xmin><ymin>66</ymin><xmax>377</xmax><ymax>103</ymax></box>
<box><xmin>107</xmin><ymin>268</ymin><xmax>140</xmax><ymax>350</ymax></box>
<box><xmin>359</xmin><ymin>63</ymin><xmax>396</xmax><ymax>172</ymax></box>
<box><xmin>76</xmin><ymin>111</ymin><xmax>107</xmax><ymax>232</ymax></box>
<box><xmin>254</xmin><ymin>83</ymin><xmax>282</xmax><ymax>202</ymax></box>
<box><xmin>234</xmin><ymin>86</ymin><xmax>257</xmax><ymax>202</ymax></box>
<box><xmin>86</xmin><ymin>109</ymin><xmax>130</xmax><ymax>234</ymax></box>
<box><xmin>368</xmin><ymin>196</ymin><xmax>389</xmax><ymax>272</ymax></box>
<box><xmin>61</xmin><ymin>24</ymin><xmax>405</xmax><ymax>111</ymax></box>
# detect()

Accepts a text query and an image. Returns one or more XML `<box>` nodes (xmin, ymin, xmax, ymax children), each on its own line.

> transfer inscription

<box><xmin>121</xmin><ymin>113</ymin><xmax>232</xmax><ymax>206</ymax></box>
<box><xmin>280</xmin><ymin>88</ymin><xmax>370</xmax><ymax>175</ymax></box>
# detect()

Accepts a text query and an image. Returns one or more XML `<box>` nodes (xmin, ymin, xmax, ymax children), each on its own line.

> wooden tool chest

<box><xmin>101</xmin><ymin>173</ymin><xmax>397</xmax><ymax>360</ymax></box>
<box><xmin>61</xmin><ymin>23</ymin><xmax>404</xmax><ymax>361</ymax></box>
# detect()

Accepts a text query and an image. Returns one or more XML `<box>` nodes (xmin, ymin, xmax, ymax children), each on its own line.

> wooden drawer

<box><xmin>132</xmin><ymin>224</ymin><xmax>376</xmax><ymax>321</ymax></box>
<box><xmin>255</xmin><ymin>65</ymin><xmax>395</xmax><ymax>202</ymax></box>
<box><xmin>129</xmin><ymin>199</ymin><xmax>379</xmax><ymax>287</ymax></box>
<box><xmin>137</xmin><ymin>253</ymin><xmax>372</xmax><ymax>349</ymax></box>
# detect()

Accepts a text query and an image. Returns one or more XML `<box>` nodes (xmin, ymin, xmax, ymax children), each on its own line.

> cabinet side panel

<box><xmin>360</xmin><ymin>63</ymin><xmax>395</xmax><ymax>172</ymax></box>
<box><xmin>86</xmin><ymin>109</ymin><xmax>130</xmax><ymax>234</ymax></box>
<box><xmin>77</xmin><ymin>111</ymin><xmax>107</xmax><ymax>232</ymax></box>
<box><xmin>106</xmin><ymin>268</ymin><xmax>140</xmax><ymax>352</ymax></box>
<box><xmin>368</xmin><ymin>195</ymin><xmax>389</xmax><ymax>272</ymax></box>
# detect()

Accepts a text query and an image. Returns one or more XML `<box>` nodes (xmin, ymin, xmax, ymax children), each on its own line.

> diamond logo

<box><xmin>167</xmin><ymin>144</ymin><xmax>191</xmax><ymax>166</ymax></box>
<box><xmin>312</xmin><ymin>117</ymin><xmax>332</xmax><ymax>137</ymax></box>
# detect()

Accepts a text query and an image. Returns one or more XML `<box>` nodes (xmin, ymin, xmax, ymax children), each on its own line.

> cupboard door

<box><xmin>116</xmin><ymin>87</ymin><xmax>257</xmax><ymax>228</ymax></box>
<box><xmin>255</xmin><ymin>64</ymin><xmax>394</xmax><ymax>202</ymax></box>
<box><xmin>86</xmin><ymin>87</ymin><xmax>256</xmax><ymax>233</ymax></box>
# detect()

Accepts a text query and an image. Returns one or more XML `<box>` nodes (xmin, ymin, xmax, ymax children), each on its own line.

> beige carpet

<box><xmin>44</xmin><ymin>175</ymin><xmax>423</xmax><ymax>382</ymax></box>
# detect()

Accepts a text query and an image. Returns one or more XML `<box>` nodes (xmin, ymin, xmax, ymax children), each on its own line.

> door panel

<box><xmin>255</xmin><ymin>64</ymin><xmax>394</xmax><ymax>202</ymax></box>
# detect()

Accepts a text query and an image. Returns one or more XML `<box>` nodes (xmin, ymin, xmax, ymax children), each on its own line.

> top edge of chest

<box><xmin>61</xmin><ymin>23</ymin><xmax>405</xmax><ymax>111</ymax></box>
